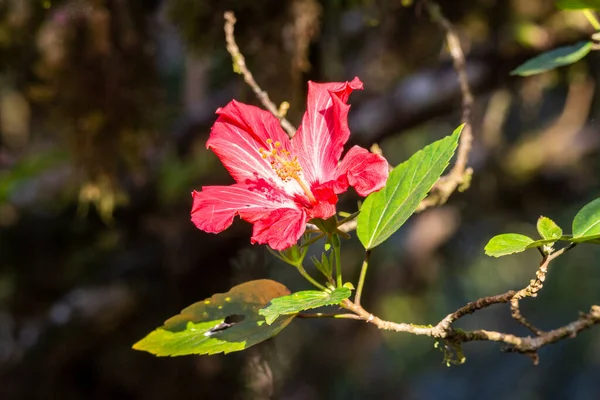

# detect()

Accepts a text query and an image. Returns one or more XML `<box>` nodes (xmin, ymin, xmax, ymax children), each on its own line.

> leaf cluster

<box><xmin>485</xmin><ymin>199</ymin><xmax>600</xmax><ymax>257</ymax></box>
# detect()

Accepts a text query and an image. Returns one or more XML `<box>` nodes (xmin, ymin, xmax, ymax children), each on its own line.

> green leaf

<box><xmin>510</xmin><ymin>41</ymin><xmax>593</xmax><ymax>76</ymax></box>
<box><xmin>312</xmin><ymin>251</ymin><xmax>333</xmax><ymax>279</ymax></box>
<box><xmin>573</xmin><ymin>198</ymin><xmax>600</xmax><ymax>239</ymax></box>
<box><xmin>259</xmin><ymin>287</ymin><xmax>352</xmax><ymax>324</ymax></box>
<box><xmin>537</xmin><ymin>216</ymin><xmax>562</xmax><ymax>240</ymax></box>
<box><xmin>357</xmin><ymin>125</ymin><xmax>462</xmax><ymax>250</ymax></box>
<box><xmin>133</xmin><ymin>280</ymin><xmax>294</xmax><ymax>357</ymax></box>
<box><xmin>484</xmin><ymin>233</ymin><xmax>535</xmax><ymax>257</ymax></box>
<box><xmin>556</xmin><ymin>0</ymin><xmax>600</xmax><ymax>10</ymax></box>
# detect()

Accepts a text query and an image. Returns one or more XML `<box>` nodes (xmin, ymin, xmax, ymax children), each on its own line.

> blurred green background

<box><xmin>1</xmin><ymin>0</ymin><xmax>599</xmax><ymax>399</ymax></box>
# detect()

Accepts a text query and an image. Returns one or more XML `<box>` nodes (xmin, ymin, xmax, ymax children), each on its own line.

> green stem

<box><xmin>332</xmin><ymin>234</ymin><xmax>342</xmax><ymax>287</ymax></box>
<box><xmin>336</xmin><ymin>210</ymin><xmax>360</xmax><ymax>226</ymax></box>
<box><xmin>584</xmin><ymin>9</ymin><xmax>600</xmax><ymax>31</ymax></box>
<box><xmin>296</xmin><ymin>263</ymin><xmax>327</xmax><ymax>291</ymax></box>
<box><xmin>300</xmin><ymin>232</ymin><xmax>325</xmax><ymax>248</ymax></box>
<box><xmin>354</xmin><ymin>250</ymin><xmax>371</xmax><ymax>307</ymax></box>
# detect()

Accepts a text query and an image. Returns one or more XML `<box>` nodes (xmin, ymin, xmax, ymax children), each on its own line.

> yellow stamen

<box><xmin>259</xmin><ymin>140</ymin><xmax>316</xmax><ymax>203</ymax></box>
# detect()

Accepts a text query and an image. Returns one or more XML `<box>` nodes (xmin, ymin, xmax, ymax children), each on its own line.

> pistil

<box><xmin>259</xmin><ymin>139</ymin><xmax>317</xmax><ymax>204</ymax></box>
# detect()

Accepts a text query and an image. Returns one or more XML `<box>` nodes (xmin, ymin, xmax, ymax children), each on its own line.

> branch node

<box><xmin>509</xmin><ymin>252</ymin><xmax>553</xmax><ymax>336</ymax></box>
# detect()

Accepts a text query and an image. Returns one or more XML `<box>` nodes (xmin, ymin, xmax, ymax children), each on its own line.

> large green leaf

<box><xmin>357</xmin><ymin>125</ymin><xmax>462</xmax><ymax>250</ymax></box>
<box><xmin>572</xmin><ymin>198</ymin><xmax>600</xmax><ymax>239</ymax></box>
<box><xmin>556</xmin><ymin>0</ymin><xmax>600</xmax><ymax>10</ymax></box>
<box><xmin>133</xmin><ymin>280</ymin><xmax>294</xmax><ymax>356</ymax></box>
<box><xmin>510</xmin><ymin>41</ymin><xmax>593</xmax><ymax>76</ymax></box>
<box><xmin>537</xmin><ymin>216</ymin><xmax>562</xmax><ymax>240</ymax></box>
<box><xmin>259</xmin><ymin>287</ymin><xmax>352</xmax><ymax>324</ymax></box>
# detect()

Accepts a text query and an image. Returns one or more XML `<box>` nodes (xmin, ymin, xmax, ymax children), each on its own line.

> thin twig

<box><xmin>436</xmin><ymin>290</ymin><xmax>516</xmax><ymax>332</ymax></box>
<box><xmin>416</xmin><ymin>1</ymin><xmax>474</xmax><ymax>213</ymax></box>
<box><xmin>223</xmin><ymin>11</ymin><xmax>297</xmax><ymax>137</ymax></box>
<box><xmin>341</xmin><ymin>299</ymin><xmax>600</xmax><ymax>364</ymax></box>
<box><xmin>461</xmin><ymin>305</ymin><xmax>600</xmax><ymax>354</ymax></box>
<box><xmin>340</xmin><ymin>242</ymin><xmax>597</xmax><ymax>364</ymax></box>
<box><xmin>509</xmin><ymin>256</ymin><xmax>549</xmax><ymax>336</ymax></box>
<box><xmin>510</xmin><ymin>244</ymin><xmax>576</xmax><ymax>335</ymax></box>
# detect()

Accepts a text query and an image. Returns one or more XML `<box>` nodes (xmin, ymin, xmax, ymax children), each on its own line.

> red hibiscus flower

<box><xmin>191</xmin><ymin>78</ymin><xmax>389</xmax><ymax>250</ymax></box>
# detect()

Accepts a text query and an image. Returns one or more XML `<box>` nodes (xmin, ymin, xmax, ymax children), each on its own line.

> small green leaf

<box><xmin>556</xmin><ymin>0</ymin><xmax>600</xmax><ymax>10</ymax></box>
<box><xmin>573</xmin><ymin>198</ymin><xmax>600</xmax><ymax>239</ymax></box>
<box><xmin>484</xmin><ymin>233</ymin><xmax>535</xmax><ymax>257</ymax></box>
<box><xmin>510</xmin><ymin>41</ymin><xmax>593</xmax><ymax>76</ymax></box>
<box><xmin>259</xmin><ymin>287</ymin><xmax>352</xmax><ymax>324</ymax></box>
<box><xmin>133</xmin><ymin>280</ymin><xmax>294</xmax><ymax>357</ymax></box>
<box><xmin>312</xmin><ymin>251</ymin><xmax>333</xmax><ymax>279</ymax></box>
<box><xmin>537</xmin><ymin>216</ymin><xmax>562</xmax><ymax>240</ymax></box>
<box><xmin>357</xmin><ymin>125</ymin><xmax>462</xmax><ymax>250</ymax></box>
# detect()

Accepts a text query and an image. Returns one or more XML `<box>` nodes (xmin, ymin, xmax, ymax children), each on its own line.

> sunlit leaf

<box><xmin>537</xmin><ymin>216</ymin><xmax>562</xmax><ymax>240</ymax></box>
<box><xmin>259</xmin><ymin>287</ymin><xmax>352</xmax><ymax>324</ymax></box>
<box><xmin>510</xmin><ymin>41</ymin><xmax>593</xmax><ymax>76</ymax></box>
<box><xmin>485</xmin><ymin>234</ymin><xmax>534</xmax><ymax>257</ymax></box>
<box><xmin>133</xmin><ymin>280</ymin><xmax>294</xmax><ymax>356</ymax></box>
<box><xmin>572</xmin><ymin>198</ymin><xmax>600</xmax><ymax>241</ymax></box>
<box><xmin>356</xmin><ymin>125</ymin><xmax>462</xmax><ymax>250</ymax></box>
<box><xmin>556</xmin><ymin>0</ymin><xmax>600</xmax><ymax>10</ymax></box>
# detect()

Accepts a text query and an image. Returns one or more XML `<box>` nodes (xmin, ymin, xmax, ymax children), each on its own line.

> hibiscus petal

<box><xmin>207</xmin><ymin>100</ymin><xmax>292</xmax><ymax>185</ymax></box>
<box><xmin>251</xmin><ymin>208</ymin><xmax>307</xmax><ymax>250</ymax></box>
<box><xmin>308</xmin><ymin>184</ymin><xmax>338</xmax><ymax>219</ymax></box>
<box><xmin>291</xmin><ymin>77</ymin><xmax>363</xmax><ymax>185</ymax></box>
<box><xmin>334</xmin><ymin>145</ymin><xmax>389</xmax><ymax>197</ymax></box>
<box><xmin>191</xmin><ymin>180</ymin><xmax>298</xmax><ymax>234</ymax></box>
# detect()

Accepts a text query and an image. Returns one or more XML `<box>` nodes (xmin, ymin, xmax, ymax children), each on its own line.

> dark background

<box><xmin>1</xmin><ymin>0</ymin><xmax>599</xmax><ymax>399</ymax></box>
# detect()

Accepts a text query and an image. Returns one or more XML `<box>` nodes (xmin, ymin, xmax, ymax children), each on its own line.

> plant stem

<box><xmin>336</xmin><ymin>210</ymin><xmax>360</xmax><ymax>226</ymax></box>
<box><xmin>300</xmin><ymin>232</ymin><xmax>325</xmax><ymax>248</ymax></box>
<box><xmin>354</xmin><ymin>249</ymin><xmax>371</xmax><ymax>307</ymax></box>
<box><xmin>296</xmin><ymin>263</ymin><xmax>327</xmax><ymax>291</ymax></box>
<box><xmin>332</xmin><ymin>234</ymin><xmax>343</xmax><ymax>287</ymax></box>
<box><xmin>584</xmin><ymin>9</ymin><xmax>600</xmax><ymax>31</ymax></box>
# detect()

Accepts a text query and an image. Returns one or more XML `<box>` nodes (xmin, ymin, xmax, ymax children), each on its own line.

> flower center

<box><xmin>259</xmin><ymin>139</ymin><xmax>316</xmax><ymax>204</ymax></box>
